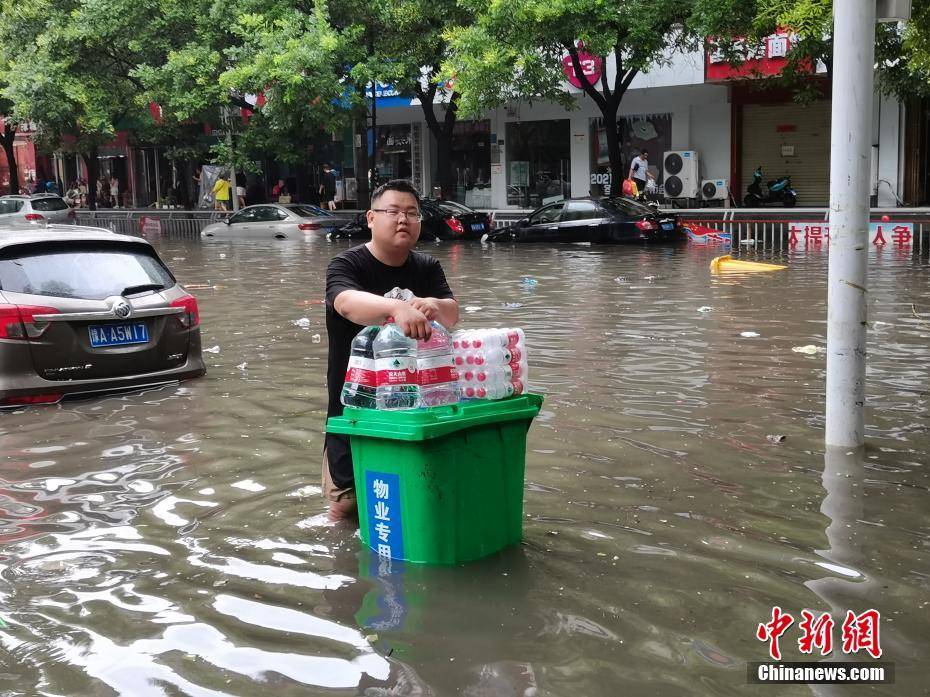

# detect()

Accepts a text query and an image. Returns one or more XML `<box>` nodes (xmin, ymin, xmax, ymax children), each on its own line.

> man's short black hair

<box><xmin>641</xmin><ymin>149</ymin><xmax>648</xmax><ymax>156</ymax></box>
<box><xmin>371</xmin><ymin>179</ymin><xmax>421</xmax><ymax>207</ymax></box>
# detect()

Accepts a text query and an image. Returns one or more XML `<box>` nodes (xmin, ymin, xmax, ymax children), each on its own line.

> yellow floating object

<box><xmin>710</xmin><ymin>254</ymin><xmax>787</xmax><ymax>273</ymax></box>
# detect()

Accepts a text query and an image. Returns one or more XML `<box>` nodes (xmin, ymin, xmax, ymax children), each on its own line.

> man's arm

<box><xmin>409</xmin><ymin>296</ymin><xmax>459</xmax><ymax>328</ymax></box>
<box><xmin>334</xmin><ymin>291</ymin><xmax>433</xmax><ymax>340</ymax></box>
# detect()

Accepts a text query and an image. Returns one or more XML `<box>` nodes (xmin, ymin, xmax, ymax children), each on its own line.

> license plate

<box><xmin>661</xmin><ymin>222</ymin><xmax>674</xmax><ymax>231</ymax></box>
<box><xmin>470</xmin><ymin>223</ymin><xmax>484</xmax><ymax>232</ymax></box>
<box><xmin>89</xmin><ymin>323</ymin><xmax>149</xmax><ymax>347</ymax></box>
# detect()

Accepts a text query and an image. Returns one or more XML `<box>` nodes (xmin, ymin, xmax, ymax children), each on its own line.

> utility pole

<box><xmin>825</xmin><ymin>0</ymin><xmax>911</xmax><ymax>447</ymax></box>
<box><xmin>824</xmin><ymin>0</ymin><xmax>877</xmax><ymax>448</ymax></box>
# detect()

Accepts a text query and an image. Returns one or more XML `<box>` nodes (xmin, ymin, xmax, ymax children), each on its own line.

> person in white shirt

<box><xmin>628</xmin><ymin>150</ymin><xmax>655</xmax><ymax>196</ymax></box>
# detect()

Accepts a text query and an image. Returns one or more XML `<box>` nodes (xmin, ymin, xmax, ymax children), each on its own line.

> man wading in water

<box><xmin>323</xmin><ymin>180</ymin><xmax>459</xmax><ymax>520</ymax></box>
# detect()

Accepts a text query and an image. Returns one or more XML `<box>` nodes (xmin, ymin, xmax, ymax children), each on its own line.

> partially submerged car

<box><xmin>486</xmin><ymin>197</ymin><xmax>684</xmax><ymax>244</ymax></box>
<box><xmin>200</xmin><ymin>203</ymin><xmax>351</xmax><ymax>239</ymax></box>
<box><xmin>0</xmin><ymin>226</ymin><xmax>205</xmax><ymax>408</ymax></box>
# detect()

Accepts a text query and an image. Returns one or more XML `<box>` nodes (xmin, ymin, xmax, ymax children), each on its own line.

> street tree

<box><xmin>377</xmin><ymin>0</ymin><xmax>475</xmax><ymax>200</ymax></box>
<box><xmin>695</xmin><ymin>0</ymin><xmax>929</xmax><ymax>102</ymax></box>
<box><xmin>444</xmin><ymin>0</ymin><xmax>699</xmax><ymax>193</ymax></box>
<box><xmin>0</xmin><ymin>0</ymin><xmax>167</xmax><ymax>208</ymax></box>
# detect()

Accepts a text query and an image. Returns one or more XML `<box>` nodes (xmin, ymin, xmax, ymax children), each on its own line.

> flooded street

<box><xmin>1</xmin><ymin>236</ymin><xmax>928</xmax><ymax>696</ymax></box>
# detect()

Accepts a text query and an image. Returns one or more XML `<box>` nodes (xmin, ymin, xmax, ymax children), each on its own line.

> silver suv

<box><xmin>0</xmin><ymin>225</ymin><xmax>205</xmax><ymax>407</ymax></box>
<box><xmin>0</xmin><ymin>194</ymin><xmax>76</xmax><ymax>226</ymax></box>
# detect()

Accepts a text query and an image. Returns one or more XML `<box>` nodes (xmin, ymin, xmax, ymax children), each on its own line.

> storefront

<box><xmin>447</xmin><ymin>120</ymin><xmax>492</xmax><ymax>208</ymax></box>
<box><xmin>732</xmin><ymin>89</ymin><xmax>832</xmax><ymax>206</ymax></box>
<box><xmin>589</xmin><ymin>113</ymin><xmax>672</xmax><ymax>197</ymax></box>
<box><xmin>505</xmin><ymin>119</ymin><xmax>571</xmax><ymax>208</ymax></box>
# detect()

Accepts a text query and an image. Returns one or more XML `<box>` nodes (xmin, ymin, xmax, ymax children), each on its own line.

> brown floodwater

<box><xmin>1</xmin><ymin>235</ymin><xmax>928</xmax><ymax>696</ymax></box>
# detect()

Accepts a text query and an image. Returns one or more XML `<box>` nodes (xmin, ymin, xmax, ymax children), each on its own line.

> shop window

<box><xmin>446</xmin><ymin>120</ymin><xmax>492</xmax><ymax>207</ymax></box>
<box><xmin>506</xmin><ymin>120</ymin><xmax>570</xmax><ymax>208</ymax></box>
<box><xmin>375</xmin><ymin>125</ymin><xmax>413</xmax><ymax>183</ymax></box>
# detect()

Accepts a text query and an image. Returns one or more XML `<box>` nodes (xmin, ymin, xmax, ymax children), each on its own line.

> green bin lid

<box><xmin>326</xmin><ymin>393</ymin><xmax>543</xmax><ymax>441</ymax></box>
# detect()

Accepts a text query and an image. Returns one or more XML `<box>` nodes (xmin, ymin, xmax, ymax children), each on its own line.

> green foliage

<box><xmin>445</xmin><ymin>0</ymin><xmax>699</xmax><ymax>118</ymax></box>
<box><xmin>0</xmin><ymin>0</ymin><xmax>161</xmax><ymax>152</ymax></box>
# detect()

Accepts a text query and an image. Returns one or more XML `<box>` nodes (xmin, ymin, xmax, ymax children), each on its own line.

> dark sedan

<box><xmin>330</xmin><ymin>199</ymin><xmax>492</xmax><ymax>241</ymax></box>
<box><xmin>486</xmin><ymin>197</ymin><xmax>683</xmax><ymax>244</ymax></box>
<box><xmin>0</xmin><ymin>226</ymin><xmax>205</xmax><ymax>408</ymax></box>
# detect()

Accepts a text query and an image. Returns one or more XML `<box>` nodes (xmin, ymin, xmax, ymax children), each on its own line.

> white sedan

<box><xmin>200</xmin><ymin>204</ymin><xmax>350</xmax><ymax>240</ymax></box>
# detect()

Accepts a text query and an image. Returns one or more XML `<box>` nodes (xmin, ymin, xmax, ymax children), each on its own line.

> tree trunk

<box><xmin>417</xmin><ymin>84</ymin><xmax>459</xmax><ymax>200</ymax></box>
<box><xmin>82</xmin><ymin>148</ymin><xmax>99</xmax><ymax>210</ymax></box>
<box><xmin>603</xmin><ymin>100</ymin><xmax>624</xmax><ymax>196</ymax></box>
<box><xmin>1</xmin><ymin>124</ymin><xmax>19</xmax><ymax>194</ymax></box>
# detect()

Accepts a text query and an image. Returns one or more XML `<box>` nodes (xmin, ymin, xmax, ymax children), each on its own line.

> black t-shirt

<box><xmin>324</xmin><ymin>244</ymin><xmax>455</xmax><ymax>488</ymax></box>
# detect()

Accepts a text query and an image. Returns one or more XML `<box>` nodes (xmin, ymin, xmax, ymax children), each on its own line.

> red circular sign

<box><xmin>562</xmin><ymin>51</ymin><xmax>602</xmax><ymax>89</ymax></box>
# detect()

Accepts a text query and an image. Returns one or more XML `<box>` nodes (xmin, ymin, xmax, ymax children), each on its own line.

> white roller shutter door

<box><xmin>742</xmin><ymin>101</ymin><xmax>831</xmax><ymax>206</ymax></box>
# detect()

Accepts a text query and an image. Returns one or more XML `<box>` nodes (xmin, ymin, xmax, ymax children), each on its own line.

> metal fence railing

<box><xmin>679</xmin><ymin>216</ymin><xmax>930</xmax><ymax>255</ymax></box>
<box><xmin>72</xmin><ymin>207</ymin><xmax>930</xmax><ymax>253</ymax></box>
<box><xmin>74</xmin><ymin>210</ymin><xmax>225</xmax><ymax>238</ymax></box>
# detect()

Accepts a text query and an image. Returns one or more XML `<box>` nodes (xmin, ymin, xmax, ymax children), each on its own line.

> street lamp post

<box><xmin>825</xmin><ymin>0</ymin><xmax>910</xmax><ymax>447</ymax></box>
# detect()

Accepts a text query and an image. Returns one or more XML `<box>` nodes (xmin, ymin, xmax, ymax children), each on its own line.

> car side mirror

<box><xmin>223</xmin><ymin>217</ymin><xmax>230</xmax><ymax>225</ymax></box>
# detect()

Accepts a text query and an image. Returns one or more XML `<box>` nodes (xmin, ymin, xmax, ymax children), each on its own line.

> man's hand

<box><xmin>392</xmin><ymin>303</ymin><xmax>431</xmax><ymax>341</ymax></box>
<box><xmin>409</xmin><ymin>296</ymin><xmax>441</xmax><ymax>320</ymax></box>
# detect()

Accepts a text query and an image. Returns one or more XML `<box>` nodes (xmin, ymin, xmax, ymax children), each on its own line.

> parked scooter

<box><xmin>743</xmin><ymin>167</ymin><xmax>797</xmax><ymax>208</ymax></box>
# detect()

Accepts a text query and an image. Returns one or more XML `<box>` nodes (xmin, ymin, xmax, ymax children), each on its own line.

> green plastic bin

<box><xmin>326</xmin><ymin>393</ymin><xmax>543</xmax><ymax>564</ymax></box>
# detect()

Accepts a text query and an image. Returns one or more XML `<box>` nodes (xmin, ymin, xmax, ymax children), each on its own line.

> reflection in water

<box><xmin>0</xmin><ymin>238</ymin><xmax>927</xmax><ymax>695</ymax></box>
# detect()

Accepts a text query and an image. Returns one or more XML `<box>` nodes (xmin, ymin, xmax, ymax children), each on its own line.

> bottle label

<box><xmin>375</xmin><ymin>356</ymin><xmax>418</xmax><ymax>386</ymax></box>
<box><xmin>418</xmin><ymin>355</ymin><xmax>457</xmax><ymax>386</ymax></box>
<box><xmin>345</xmin><ymin>356</ymin><xmax>376</xmax><ymax>387</ymax></box>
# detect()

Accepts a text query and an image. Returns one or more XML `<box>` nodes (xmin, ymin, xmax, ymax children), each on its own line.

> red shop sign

<box><xmin>705</xmin><ymin>30</ymin><xmax>801</xmax><ymax>82</ymax></box>
<box><xmin>562</xmin><ymin>48</ymin><xmax>603</xmax><ymax>89</ymax></box>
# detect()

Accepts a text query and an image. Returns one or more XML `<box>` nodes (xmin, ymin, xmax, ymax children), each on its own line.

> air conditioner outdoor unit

<box><xmin>701</xmin><ymin>179</ymin><xmax>729</xmax><ymax>201</ymax></box>
<box><xmin>663</xmin><ymin>151</ymin><xmax>700</xmax><ymax>200</ymax></box>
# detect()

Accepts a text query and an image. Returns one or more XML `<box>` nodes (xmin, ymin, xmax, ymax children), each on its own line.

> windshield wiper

<box><xmin>121</xmin><ymin>283</ymin><xmax>165</xmax><ymax>296</ymax></box>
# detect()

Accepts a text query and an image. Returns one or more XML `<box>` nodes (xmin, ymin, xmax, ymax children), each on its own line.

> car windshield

<box><xmin>599</xmin><ymin>197</ymin><xmax>656</xmax><ymax>217</ymax></box>
<box><xmin>286</xmin><ymin>204</ymin><xmax>332</xmax><ymax>218</ymax></box>
<box><xmin>0</xmin><ymin>243</ymin><xmax>175</xmax><ymax>300</ymax></box>
<box><xmin>0</xmin><ymin>200</ymin><xmax>24</xmax><ymax>214</ymax></box>
<box><xmin>30</xmin><ymin>197</ymin><xmax>69</xmax><ymax>211</ymax></box>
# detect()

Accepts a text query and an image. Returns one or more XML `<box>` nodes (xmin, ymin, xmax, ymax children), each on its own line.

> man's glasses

<box><xmin>372</xmin><ymin>208</ymin><xmax>423</xmax><ymax>222</ymax></box>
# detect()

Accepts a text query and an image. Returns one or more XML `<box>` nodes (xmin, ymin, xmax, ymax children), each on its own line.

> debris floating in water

<box><xmin>203</xmin><ymin>345</ymin><xmax>220</xmax><ymax>354</ymax></box>
<box><xmin>503</xmin><ymin>302</ymin><xmax>524</xmax><ymax>309</ymax></box>
<box><xmin>236</xmin><ymin>362</ymin><xmax>248</xmax><ymax>371</ymax></box>
<box><xmin>292</xmin><ymin>317</ymin><xmax>311</xmax><ymax>329</ymax></box>
<box><xmin>766</xmin><ymin>434</ymin><xmax>787</xmax><ymax>444</ymax></box>
<box><xmin>697</xmin><ymin>306</ymin><xmax>713</xmax><ymax>313</ymax></box>
<box><xmin>521</xmin><ymin>276</ymin><xmax>538</xmax><ymax>286</ymax></box>
<box><xmin>792</xmin><ymin>345</ymin><xmax>826</xmax><ymax>355</ymax></box>
<box><xmin>740</xmin><ymin>331</ymin><xmax>760</xmax><ymax>338</ymax></box>
<box><xmin>311</xmin><ymin>334</ymin><xmax>322</xmax><ymax>343</ymax></box>
<box><xmin>464</xmin><ymin>306</ymin><xmax>483</xmax><ymax>314</ymax></box>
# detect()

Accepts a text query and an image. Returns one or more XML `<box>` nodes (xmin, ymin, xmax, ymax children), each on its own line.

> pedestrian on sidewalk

<box><xmin>212</xmin><ymin>172</ymin><xmax>231</xmax><ymax>211</ymax></box>
<box><xmin>628</xmin><ymin>150</ymin><xmax>654</xmax><ymax>199</ymax></box>
<box><xmin>320</xmin><ymin>164</ymin><xmax>337</xmax><ymax>210</ymax></box>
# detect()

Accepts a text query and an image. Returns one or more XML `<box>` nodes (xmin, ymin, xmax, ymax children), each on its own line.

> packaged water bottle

<box><xmin>417</xmin><ymin>321</ymin><xmax>460</xmax><ymax>407</ymax></box>
<box><xmin>469</xmin><ymin>346</ymin><xmax>521</xmax><ymax>366</ymax></box>
<box><xmin>462</xmin><ymin>378</ymin><xmax>524</xmax><ymax>401</ymax></box>
<box><xmin>341</xmin><ymin>326</ymin><xmax>379</xmax><ymax>408</ymax></box>
<box><xmin>374</xmin><ymin>323</ymin><xmax>419</xmax><ymax>410</ymax></box>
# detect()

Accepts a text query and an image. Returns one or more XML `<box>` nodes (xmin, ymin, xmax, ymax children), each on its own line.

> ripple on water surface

<box><xmin>0</xmin><ymin>239</ymin><xmax>928</xmax><ymax>695</ymax></box>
